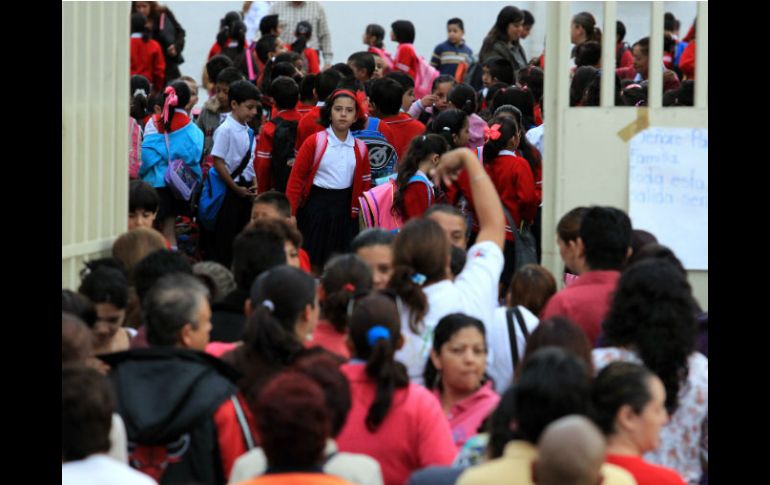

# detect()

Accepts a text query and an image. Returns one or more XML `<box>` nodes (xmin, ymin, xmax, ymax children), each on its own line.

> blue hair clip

<box><xmin>411</xmin><ymin>272</ymin><xmax>427</xmax><ymax>286</ymax></box>
<box><xmin>367</xmin><ymin>326</ymin><xmax>391</xmax><ymax>347</ymax></box>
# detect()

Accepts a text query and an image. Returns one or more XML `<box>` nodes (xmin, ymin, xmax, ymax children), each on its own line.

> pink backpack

<box><xmin>358</xmin><ymin>173</ymin><xmax>432</xmax><ymax>232</ymax></box>
<box><xmin>414</xmin><ymin>55</ymin><xmax>440</xmax><ymax>100</ymax></box>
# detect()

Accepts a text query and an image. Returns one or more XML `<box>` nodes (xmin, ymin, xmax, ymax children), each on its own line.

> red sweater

<box><xmin>296</xmin><ymin>106</ymin><xmax>325</xmax><ymax>148</ymax></box>
<box><xmin>303</xmin><ymin>47</ymin><xmax>321</xmax><ymax>74</ymax></box>
<box><xmin>401</xmin><ymin>176</ymin><xmax>434</xmax><ymax>221</ymax></box>
<box><xmin>679</xmin><ymin>41</ymin><xmax>696</xmax><ymax>79</ymax></box>
<box><xmin>382</xmin><ymin>113</ymin><xmax>426</xmax><ymax>160</ymax></box>
<box><xmin>606</xmin><ymin>454</ymin><xmax>687</xmax><ymax>485</ymax></box>
<box><xmin>296</xmin><ymin>101</ymin><xmax>315</xmax><ymax>117</ymax></box>
<box><xmin>130</xmin><ymin>37</ymin><xmax>166</xmax><ymax>93</ymax></box>
<box><xmin>285</xmin><ymin>130</ymin><xmax>371</xmax><ymax>218</ymax></box>
<box><xmin>255</xmin><ymin>109</ymin><xmax>303</xmax><ymax>194</ymax></box>
<box><xmin>394</xmin><ymin>43</ymin><xmax>419</xmax><ymax>79</ymax></box>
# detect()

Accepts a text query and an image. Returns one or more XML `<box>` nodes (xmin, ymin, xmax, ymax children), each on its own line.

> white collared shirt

<box><xmin>313</xmin><ymin>127</ymin><xmax>356</xmax><ymax>189</ymax></box>
<box><xmin>210</xmin><ymin>113</ymin><xmax>256</xmax><ymax>182</ymax></box>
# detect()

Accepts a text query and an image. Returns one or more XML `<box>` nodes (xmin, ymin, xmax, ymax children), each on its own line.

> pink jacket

<box><xmin>432</xmin><ymin>380</ymin><xmax>500</xmax><ymax>449</ymax></box>
<box><xmin>336</xmin><ymin>363</ymin><xmax>457</xmax><ymax>485</ymax></box>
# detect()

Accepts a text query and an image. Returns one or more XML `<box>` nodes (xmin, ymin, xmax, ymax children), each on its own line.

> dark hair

<box><xmin>78</xmin><ymin>267</ymin><xmax>129</xmax><ymax>310</ymax></box>
<box><xmin>315</xmin><ymin>69</ymin><xmax>343</xmax><ymax>101</ymax></box>
<box><xmin>259</xmin><ymin>14</ymin><xmax>279</xmax><ymax>36</ymax></box>
<box><xmin>557</xmin><ymin>206</ymin><xmax>589</xmax><ymax>243</ymax></box>
<box><xmin>484</xmin><ymin>58</ymin><xmax>515</xmax><ymax>85</ymax></box>
<box><xmin>616</xmin><ymin>20</ymin><xmax>627</xmax><ymax>42</ymax></box>
<box><xmin>603</xmin><ymin>259</ymin><xmax>697</xmax><ymax>414</ymax></box>
<box><xmin>217</xmin><ymin>11</ymin><xmax>243</xmax><ymax>48</ymax></box>
<box><xmin>450</xmin><ymin>245</ymin><xmax>467</xmax><ymax>277</ymax></box>
<box><xmin>130</xmin><ymin>12</ymin><xmax>149</xmax><ymax>39</ymax></box>
<box><xmin>62</xmin><ymin>366</ymin><xmax>115</xmax><ymax>461</ymax></box>
<box><xmin>132</xmin><ymin>249</ymin><xmax>193</xmax><ymax>304</ymax></box>
<box><xmin>629</xmin><ymin>229</ymin><xmax>658</xmax><ymax>258</ymax></box>
<box><xmin>299</xmin><ymin>73</ymin><xmax>316</xmax><ymax>102</ymax></box>
<box><xmin>246</xmin><ymin>217</ymin><xmax>303</xmax><ymax>252</ymax></box>
<box><xmin>429</xmin><ymin>108</ymin><xmax>468</xmax><ymax>148</ymax></box>
<box><xmin>664</xmin><ymin>12</ymin><xmax>677</xmax><ymax>32</ymax></box>
<box><xmin>370</xmin><ymin>77</ymin><xmax>405</xmax><ymax>116</ymax></box>
<box><xmin>481</xmin><ymin>6</ymin><xmax>524</xmax><ymax>57</ymax></box>
<box><xmin>228</xmin><ymin>79</ymin><xmax>260</xmax><ymax>105</ymax></box>
<box><xmin>482</xmin><ymin>114</ymin><xmax>520</xmax><ymax>162</ymax></box>
<box><xmin>491</xmin><ymin>86</ymin><xmax>535</xmax><ymax>129</ymax></box>
<box><xmin>255</xmin><ymin>34</ymin><xmax>280</xmax><ymax>64</ymax></box>
<box><xmin>432</xmin><ymin>74</ymin><xmax>456</xmax><ymax>94</ymax></box>
<box><xmin>579</xmin><ymin>206</ymin><xmax>632</xmax><ymax>270</ymax></box>
<box><xmin>293</xmin><ymin>353</ymin><xmax>352</xmax><ymax>437</ymax></box>
<box><xmin>365</xmin><ymin>24</ymin><xmax>386</xmax><ymax>48</ymax></box>
<box><xmin>391</xmin><ymin>20</ymin><xmax>415</xmax><ymax>44</ymax></box>
<box><xmin>573</xmin><ymin>12</ymin><xmax>602</xmax><ymax>43</ymax></box>
<box><xmin>160</xmin><ymin>80</ymin><xmax>190</xmax><ymax>133</ymax></box>
<box><xmin>348</xmin><ymin>293</ymin><xmax>409</xmax><ymax>431</ymax></box>
<box><xmin>62</xmin><ymin>312</ymin><xmax>93</xmax><ymax>363</ymax></box>
<box><xmin>388</xmin><ymin>218</ymin><xmax>449</xmax><ymax>333</ymax></box>
<box><xmin>143</xmin><ymin>273</ymin><xmax>209</xmax><ymax>346</ymax></box>
<box><xmin>663</xmin><ymin>80</ymin><xmax>694</xmax><ymax>107</ymax></box>
<box><xmin>518</xmin><ymin>65</ymin><xmax>544</xmax><ymax>104</ymax></box>
<box><xmin>582</xmin><ymin>71</ymin><xmax>623</xmax><ymax>107</ymax></box>
<box><xmin>448</xmin><ymin>83</ymin><xmax>477</xmax><ymax>115</ymax></box>
<box><xmin>207</xmin><ymin>55</ymin><xmax>235</xmax><ymax>87</ymax></box>
<box><xmin>232</xmin><ymin>228</ymin><xmax>287</xmax><ymax>291</ymax></box>
<box><xmin>270</xmin><ymin>76</ymin><xmax>300</xmax><ymax>110</ymax></box>
<box><xmin>223</xmin><ymin>19</ymin><xmax>247</xmax><ymax>55</ymax></box>
<box><xmin>633</xmin><ymin>37</ymin><xmax>650</xmax><ymax>57</ymax></box>
<box><xmin>507</xmin><ymin>264</ymin><xmax>557</xmax><ymax>316</ymax></box>
<box><xmin>519</xmin><ymin>317</ymin><xmax>595</xmax><ymax>379</ymax></box>
<box><xmin>128</xmin><ymin>180</ymin><xmax>159</xmax><ymax>213</ymax></box>
<box><xmin>331</xmin><ymin>62</ymin><xmax>355</xmax><ymax>78</ymax></box>
<box><xmin>255</xmin><ymin>372</ymin><xmax>330</xmax><ymax>468</ymax></box>
<box><xmin>392</xmin><ymin>134</ymin><xmax>448</xmax><ymax>218</ymax></box>
<box><xmin>621</xmin><ymin>82</ymin><xmax>647</xmax><ymax>107</ymax></box>
<box><xmin>523</xmin><ymin>10</ymin><xmax>535</xmax><ymax>26</ymax></box>
<box><xmin>261</xmin><ymin>60</ymin><xmax>300</xmax><ymax>96</ymax></box>
<box><xmin>348</xmin><ymin>51</ymin><xmax>376</xmax><ymax>77</ymax></box>
<box><xmin>216</xmin><ymin>66</ymin><xmax>245</xmax><ymax>86</ymax></box>
<box><xmin>351</xmin><ymin>228</ymin><xmax>395</xmax><ymax>252</ymax></box>
<box><xmin>254</xmin><ymin>190</ymin><xmax>292</xmax><ymax>218</ymax></box>
<box><xmin>130</xmin><ymin>75</ymin><xmax>151</xmax><ymax>123</ymax></box>
<box><xmin>292</xmin><ymin>20</ymin><xmax>313</xmax><ymax>54</ymax></box>
<box><xmin>575</xmin><ymin>41</ymin><xmax>602</xmax><ymax>67</ymax></box>
<box><xmin>591</xmin><ymin>361</ymin><xmax>655</xmax><ymax>435</ymax></box>
<box><xmin>319</xmin><ymin>91</ymin><xmax>367</xmax><ymax>131</ymax></box>
<box><xmin>487</xmin><ymin>387</ymin><xmax>518</xmax><ymax>458</ymax></box>
<box><xmin>448</xmin><ymin>17</ymin><xmax>464</xmax><ymax>31</ymax></box>
<box><xmin>570</xmin><ymin>66</ymin><xmax>598</xmax><ymax>106</ymax></box>
<box><xmin>385</xmin><ymin>71</ymin><xmax>415</xmax><ymax>90</ymax></box>
<box><xmin>62</xmin><ymin>290</ymin><xmax>96</xmax><ymax>328</ymax></box>
<box><xmin>424</xmin><ymin>313</ymin><xmax>487</xmax><ymax>390</ymax></box>
<box><xmin>321</xmin><ymin>254</ymin><xmax>373</xmax><ymax>333</ymax></box>
<box><xmin>515</xmin><ymin>347</ymin><xmax>592</xmax><ymax>443</ymax></box>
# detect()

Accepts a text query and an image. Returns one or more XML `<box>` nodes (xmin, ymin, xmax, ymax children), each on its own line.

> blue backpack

<box><xmin>352</xmin><ymin>117</ymin><xmax>398</xmax><ymax>185</ymax></box>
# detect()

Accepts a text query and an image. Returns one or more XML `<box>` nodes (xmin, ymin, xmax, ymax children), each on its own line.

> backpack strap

<box><xmin>231</xmin><ymin>128</ymin><xmax>256</xmax><ymax>181</ymax></box>
<box><xmin>368</xmin><ymin>117</ymin><xmax>381</xmax><ymax>132</ymax></box>
<box><xmin>506</xmin><ymin>307</ymin><xmax>523</xmax><ymax>370</ymax></box>
<box><xmin>407</xmin><ymin>173</ymin><xmax>434</xmax><ymax>205</ymax></box>
<box><xmin>230</xmin><ymin>395</ymin><xmax>255</xmax><ymax>450</ymax></box>
<box><xmin>311</xmin><ymin>130</ymin><xmax>329</xmax><ymax>173</ymax></box>
<box><xmin>513</xmin><ymin>306</ymin><xmax>530</xmax><ymax>339</ymax></box>
<box><xmin>354</xmin><ymin>138</ymin><xmax>367</xmax><ymax>160</ymax></box>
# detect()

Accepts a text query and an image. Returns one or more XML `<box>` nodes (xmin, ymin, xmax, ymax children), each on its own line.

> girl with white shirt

<box><xmin>286</xmin><ymin>89</ymin><xmax>371</xmax><ymax>271</ymax></box>
<box><xmin>387</xmin><ymin>147</ymin><xmax>506</xmax><ymax>384</ymax></box>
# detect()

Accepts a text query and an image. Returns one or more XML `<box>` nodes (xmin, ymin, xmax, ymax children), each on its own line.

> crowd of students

<box><xmin>64</xmin><ymin>3</ymin><xmax>706</xmax><ymax>485</ymax></box>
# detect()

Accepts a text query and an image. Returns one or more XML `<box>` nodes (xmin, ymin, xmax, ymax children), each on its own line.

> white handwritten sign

<box><xmin>629</xmin><ymin>127</ymin><xmax>708</xmax><ymax>270</ymax></box>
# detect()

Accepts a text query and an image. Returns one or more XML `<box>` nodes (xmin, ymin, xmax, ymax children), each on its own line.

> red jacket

<box><xmin>286</xmin><ymin>130</ymin><xmax>371</xmax><ymax>218</ymax></box>
<box><xmin>130</xmin><ymin>37</ymin><xmax>166</xmax><ymax>93</ymax></box>
<box><xmin>402</xmin><ymin>177</ymin><xmax>434</xmax><ymax>221</ymax></box>
<box><xmin>296</xmin><ymin>106</ymin><xmax>325</xmax><ymax>148</ymax></box>
<box><xmin>382</xmin><ymin>113</ymin><xmax>426</xmax><ymax>160</ymax></box>
<box><xmin>255</xmin><ymin>109</ymin><xmax>303</xmax><ymax>194</ymax></box>
<box><xmin>296</xmin><ymin>101</ymin><xmax>315</xmax><ymax>117</ymax></box>
<box><xmin>679</xmin><ymin>41</ymin><xmax>696</xmax><ymax>79</ymax></box>
<box><xmin>394</xmin><ymin>43</ymin><xmax>419</xmax><ymax>79</ymax></box>
<box><xmin>303</xmin><ymin>47</ymin><xmax>321</xmax><ymax>74</ymax></box>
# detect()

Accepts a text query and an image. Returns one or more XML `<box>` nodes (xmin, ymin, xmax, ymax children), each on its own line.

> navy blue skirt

<box><xmin>297</xmin><ymin>185</ymin><xmax>358</xmax><ymax>269</ymax></box>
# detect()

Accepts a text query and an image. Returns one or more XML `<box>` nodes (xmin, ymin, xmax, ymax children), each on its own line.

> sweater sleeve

<box><xmin>402</xmin><ymin>182</ymin><xmax>431</xmax><ymax>221</ymax></box>
<box><xmin>286</xmin><ymin>134</ymin><xmax>317</xmax><ymax>215</ymax></box>
<box><xmin>255</xmin><ymin>123</ymin><xmax>273</xmax><ymax>193</ymax></box>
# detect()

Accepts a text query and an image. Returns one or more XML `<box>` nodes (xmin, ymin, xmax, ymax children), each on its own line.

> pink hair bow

<box><xmin>162</xmin><ymin>86</ymin><xmax>178</xmax><ymax>125</ymax></box>
<box><xmin>484</xmin><ymin>124</ymin><xmax>502</xmax><ymax>143</ymax></box>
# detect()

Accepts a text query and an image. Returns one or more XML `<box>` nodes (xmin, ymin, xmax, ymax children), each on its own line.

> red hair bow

<box><xmin>484</xmin><ymin>124</ymin><xmax>502</xmax><ymax>143</ymax></box>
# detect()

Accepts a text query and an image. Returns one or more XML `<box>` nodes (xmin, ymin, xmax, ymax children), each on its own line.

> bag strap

<box><xmin>311</xmin><ymin>130</ymin><xmax>329</xmax><ymax>173</ymax></box>
<box><xmin>230</xmin><ymin>128</ymin><xmax>256</xmax><ymax>181</ymax></box>
<box><xmin>505</xmin><ymin>307</ymin><xmax>521</xmax><ymax>369</ymax></box>
<box><xmin>408</xmin><ymin>173</ymin><xmax>433</xmax><ymax>205</ymax></box>
<box><xmin>368</xmin><ymin>117</ymin><xmax>380</xmax><ymax>132</ymax></box>
<box><xmin>230</xmin><ymin>395</ymin><xmax>255</xmax><ymax>450</ymax></box>
<box><xmin>512</xmin><ymin>306</ymin><xmax>530</xmax><ymax>339</ymax></box>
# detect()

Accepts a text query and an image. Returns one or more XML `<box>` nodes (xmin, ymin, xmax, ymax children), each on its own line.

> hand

<box><xmin>167</xmin><ymin>44</ymin><xmax>178</xmax><ymax>57</ymax></box>
<box><xmin>430</xmin><ymin>148</ymin><xmax>475</xmax><ymax>187</ymax></box>
<box><xmin>236</xmin><ymin>186</ymin><xmax>253</xmax><ymax>198</ymax></box>
<box><xmin>420</xmin><ymin>94</ymin><xmax>438</xmax><ymax>107</ymax></box>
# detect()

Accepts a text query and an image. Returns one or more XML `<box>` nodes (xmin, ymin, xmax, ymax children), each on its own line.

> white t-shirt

<box><xmin>526</xmin><ymin>124</ymin><xmax>544</xmax><ymax>159</ymax></box>
<box><xmin>395</xmin><ymin>240</ymin><xmax>504</xmax><ymax>384</ymax></box>
<box><xmin>210</xmin><ymin>113</ymin><xmax>256</xmax><ymax>182</ymax></box>
<box><xmin>486</xmin><ymin>305</ymin><xmax>540</xmax><ymax>393</ymax></box>
<box><xmin>62</xmin><ymin>455</ymin><xmax>157</xmax><ymax>485</ymax></box>
<box><xmin>313</xmin><ymin>127</ymin><xmax>356</xmax><ymax>189</ymax></box>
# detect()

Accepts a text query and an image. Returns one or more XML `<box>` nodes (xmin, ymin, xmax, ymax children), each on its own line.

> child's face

<box><xmin>355</xmin><ymin>244</ymin><xmax>394</xmax><ymax>290</ymax></box>
<box><xmin>330</xmin><ymin>96</ymin><xmax>357</xmax><ymax>132</ymax></box>
<box><xmin>433</xmin><ymin>82</ymin><xmax>453</xmax><ymax>111</ymax></box>
<box><xmin>128</xmin><ymin>209</ymin><xmax>157</xmax><ymax>230</ymax></box>
<box><xmin>362</xmin><ymin>32</ymin><xmax>373</xmax><ymax>45</ymax></box>
<box><xmin>453</xmin><ymin>118</ymin><xmax>471</xmax><ymax>148</ymax></box>
<box><xmin>215</xmin><ymin>83</ymin><xmax>230</xmax><ymax>111</ymax></box>
<box><xmin>250</xmin><ymin>202</ymin><xmax>284</xmax><ymax>222</ymax></box>
<box><xmin>402</xmin><ymin>88</ymin><xmax>415</xmax><ymax>112</ymax></box>
<box><xmin>632</xmin><ymin>45</ymin><xmax>649</xmax><ymax>79</ymax></box>
<box><xmin>447</xmin><ymin>24</ymin><xmax>464</xmax><ymax>45</ymax></box>
<box><xmin>372</xmin><ymin>55</ymin><xmax>385</xmax><ymax>79</ymax></box>
<box><xmin>482</xmin><ymin>66</ymin><xmax>492</xmax><ymax>88</ymax></box>
<box><xmin>231</xmin><ymin>99</ymin><xmax>259</xmax><ymax>124</ymax></box>
<box><xmin>390</xmin><ymin>31</ymin><xmax>396</xmax><ymax>42</ymax></box>
<box><xmin>284</xmin><ymin>241</ymin><xmax>300</xmax><ymax>268</ymax></box>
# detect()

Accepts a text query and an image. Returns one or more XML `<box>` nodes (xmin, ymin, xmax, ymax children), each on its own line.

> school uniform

<box><xmin>130</xmin><ymin>33</ymin><xmax>166</xmax><ymax>93</ymax></box>
<box><xmin>401</xmin><ymin>170</ymin><xmax>435</xmax><ymax>221</ymax></box>
<box><xmin>254</xmin><ymin>108</ymin><xmax>303</xmax><ymax>194</ymax></box>
<box><xmin>394</xmin><ymin>43</ymin><xmax>419</xmax><ymax>79</ymax></box>
<box><xmin>296</xmin><ymin>102</ymin><xmax>326</xmax><ymax>148</ymax></box>
<box><xmin>381</xmin><ymin>113</ymin><xmax>426</xmax><ymax>160</ymax></box>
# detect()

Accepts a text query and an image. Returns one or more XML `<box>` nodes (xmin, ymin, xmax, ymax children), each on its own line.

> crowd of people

<box><xmin>65</xmin><ymin>3</ymin><xmax>706</xmax><ymax>485</ymax></box>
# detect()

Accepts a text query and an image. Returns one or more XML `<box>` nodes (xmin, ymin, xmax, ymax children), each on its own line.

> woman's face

<box><xmin>453</xmin><ymin>118</ymin><xmax>470</xmax><ymax>148</ymax></box>
<box><xmin>330</xmin><ymin>96</ymin><xmax>357</xmax><ymax>132</ymax></box>
<box><xmin>571</xmin><ymin>22</ymin><xmax>585</xmax><ymax>45</ymax></box>
<box><xmin>507</xmin><ymin>20</ymin><xmax>524</xmax><ymax>42</ymax></box>
<box><xmin>557</xmin><ymin>236</ymin><xmax>579</xmax><ymax>272</ymax></box>
<box><xmin>430</xmin><ymin>326</ymin><xmax>487</xmax><ymax>394</ymax></box>
<box><xmin>135</xmin><ymin>2</ymin><xmax>151</xmax><ymax>18</ymax></box>
<box><xmin>626</xmin><ymin>376</ymin><xmax>669</xmax><ymax>453</ymax></box>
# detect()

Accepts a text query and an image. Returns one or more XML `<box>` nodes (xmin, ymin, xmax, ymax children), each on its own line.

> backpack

<box><xmin>351</xmin><ymin>117</ymin><xmax>398</xmax><ymax>185</ymax></box>
<box><xmin>414</xmin><ymin>54</ymin><xmax>440</xmax><ymax>100</ymax></box>
<box><xmin>465</xmin><ymin>61</ymin><xmax>484</xmax><ymax>91</ymax></box>
<box><xmin>271</xmin><ymin>117</ymin><xmax>299</xmax><ymax>193</ymax></box>
<box><xmin>358</xmin><ymin>173</ymin><xmax>432</xmax><ymax>232</ymax></box>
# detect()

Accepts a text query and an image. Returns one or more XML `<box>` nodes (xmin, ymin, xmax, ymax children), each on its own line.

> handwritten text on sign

<box><xmin>629</xmin><ymin>128</ymin><xmax>708</xmax><ymax>270</ymax></box>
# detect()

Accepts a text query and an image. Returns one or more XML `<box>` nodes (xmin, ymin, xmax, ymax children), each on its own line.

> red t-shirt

<box><xmin>606</xmin><ymin>454</ymin><xmax>687</xmax><ymax>485</ymax></box>
<box><xmin>381</xmin><ymin>113</ymin><xmax>426</xmax><ymax>160</ymax></box>
<box><xmin>402</xmin><ymin>177</ymin><xmax>434</xmax><ymax>221</ymax></box>
<box><xmin>307</xmin><ymin>320</ymin><xmax>350</xmax><ymax>359</ymax></box>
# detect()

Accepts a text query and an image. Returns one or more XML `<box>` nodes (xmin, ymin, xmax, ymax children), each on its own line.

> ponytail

<box><xmin>482</xmin><ymin>115</ymin><xmax>519</xmax><ymax>162</ymax></box>
<box><xmin>321</xmin><ymin>254</ymin><xmax>373</xmax><ymax>334</ymax></box>
<box><xmin>160</xmin><ymin>81</ymin><xmax>190</xmax><ymax>133</ymax></box>
<box><xmin>392</xmin><ymin>134</ymin><xmax>448</xmax><ymax>217</ymax></box>
<box><xmin>365</xmin><ymin>336</ymin><xmax>407</xmax><ymax>431</ymax></box>
<box><xmin>387</xmin><ymin>266</ymin><xmax>429</xmax><ymax>334</ymax></box>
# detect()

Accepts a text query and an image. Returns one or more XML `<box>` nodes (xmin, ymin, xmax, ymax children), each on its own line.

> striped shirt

<box><xmin>269</xmin><ymin>1</ymin><xmax>333</xmax><ymax>65</ymax></box>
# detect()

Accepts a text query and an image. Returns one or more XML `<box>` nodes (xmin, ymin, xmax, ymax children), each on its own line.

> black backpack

<box><xmin>271</xmin><ymin>117</ymin><xmax>299</xmax><ymax>193</ymax></box>
<box><xmin>466</xmin><ymin>61</ymin><xmax>485</xmax><ymax>91</ymax></box>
